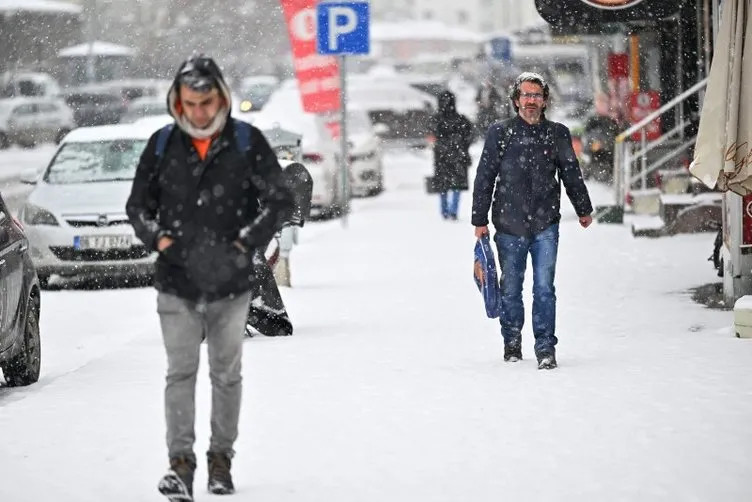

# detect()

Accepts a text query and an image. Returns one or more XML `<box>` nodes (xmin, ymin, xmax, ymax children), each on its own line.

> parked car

<box><xmin>236</xmin><ymin>75</ymin><xmax>280</xmax><ymax>112</ymax></box>
<box><xmin>0</xmin><ymin>71</ymin><xmax>62</xmax><ymax>99</ymax></box>
<box><xmin>19</xmin><ymin>124</ymin><xmax>157</xmax><ymax>287</ymax></box>
<box><xmin>120</xmin><ymin>96</ymin><xmax>168</xmax><ymax>123</ymax></box>
<box><xmin>347</xmin><ymin>108</ymin><xmax>384</xmax><ymax>197</ymax></box>
<box><xmin>0</xmin><ymin>97</ymin><xmax>75</xmax><ymax>149</ymax></box>
<box><xmin>256</xmin><ymin>86</ymin><xmax>344</xmax><ymax>216</ymax></box>
<box><xmin>63</xmin><ymin>91</ymin><xmax>125</xmax><ymax>127</ymax></box>
<box><xmin>0</xmin><ymin>191</ymin><xmax>41</xmax><ymax>386</ymax></box>
<box><xmin>346</xmin><ymin>75</ymin><xmax>436</xmax><ymax>147</ymax></box>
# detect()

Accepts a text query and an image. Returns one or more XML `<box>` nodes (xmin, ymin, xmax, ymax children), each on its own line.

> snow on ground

<box><xmin>0</xmin><ymin>146</ymin><xmax>750</xmax><ymax>502</ymax></box>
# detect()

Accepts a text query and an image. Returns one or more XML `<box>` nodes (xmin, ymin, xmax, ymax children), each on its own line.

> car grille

<box><xmin>49</xmin><ymin>246</ymin><xmax>150</xmax><ymax>262</ymax></box>
<box><xmin>65</xmin><ymin>219</ymin><xmax>131</xmax><ymax>228</ymax></box>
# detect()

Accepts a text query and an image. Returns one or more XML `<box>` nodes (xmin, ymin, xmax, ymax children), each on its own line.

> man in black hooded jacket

<box><xmin>126</xmin><ymin>54</ymin><xmax>293</xmax><ymax>500</ymax></box>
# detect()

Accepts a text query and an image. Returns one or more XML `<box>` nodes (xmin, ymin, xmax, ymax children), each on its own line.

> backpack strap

<box><xmin>155</xmin><ymin>120</ymin><xmax>253</xmax><ymax>159</ymax></box>
<box><xmin>154</xmin><ymin>123</ymin><xmax>174</xmax><ymax>158</ymax></box>
<box><xmin>232</xmin><ymin>119</ymin><xmax>253</xmax><ymax>153</ymax></box>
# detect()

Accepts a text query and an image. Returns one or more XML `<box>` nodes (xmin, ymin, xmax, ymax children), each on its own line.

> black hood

<box><xmin>167</xmin><ymin>55</ymin><xmax>233</xmax><ymax>139</ymax></box>
<box><xmin>438</xmin><ymin>91</ymin><xmax>457</xmax><ymax>115</ymax></box>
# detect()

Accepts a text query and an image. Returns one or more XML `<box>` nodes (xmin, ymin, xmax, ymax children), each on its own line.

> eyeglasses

<box><xmin>520</xmin><ymin>92</ymin><xmax>545</xmax><ymax>100</ymax></box>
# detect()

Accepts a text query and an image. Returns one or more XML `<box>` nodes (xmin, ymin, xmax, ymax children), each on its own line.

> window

<box><xmin>12</xmin><ymin>104</ymin><xmax>37</xmax><ymax>116</ymax></box>
<box><xmin>45</xmin><ymin>140</ymin><xmax>147</xmax><ymax>184</ymax></box>
<box><xmin>38</xmin><ymin>103</ymin><xmax>58</xmax><ymax>113</ymax></box>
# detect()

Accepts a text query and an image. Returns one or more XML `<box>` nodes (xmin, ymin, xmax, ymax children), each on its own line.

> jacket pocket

<box><xmin>186</xmin><ymin>241</ymin><xmax>252</xmax><ymax>293</ymax></box>
<box><xmin>160</xmin><ymin>240</ymin><xmax>187</xmax><ymax>267</ymax></box>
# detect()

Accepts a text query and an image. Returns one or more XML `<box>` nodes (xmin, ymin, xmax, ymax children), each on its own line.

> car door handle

<box><xmin>19</xmin><ymin>243</ymin><xmax>28</xmax><ymax>252</ymax></box>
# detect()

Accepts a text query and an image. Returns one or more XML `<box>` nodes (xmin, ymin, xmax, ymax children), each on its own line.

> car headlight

<box><xmin>22</xmin><ymin>203</ymin><xmax>59</xmax><ymax>226</ymax></box>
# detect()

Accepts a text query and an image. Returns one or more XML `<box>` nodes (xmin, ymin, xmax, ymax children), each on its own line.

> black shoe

<box><xmin>537</xmin><ymin>353</ymin><xmax>557</xmax><ymax>370</ymax></box>
<box><xmin>158</xmin><ymin>455</ymin><xmax>196</xmax><ymax>501</ymax></box>
<box><xmin>504</xmin><ymin>343</ymin><xmax>522</xmax><ymax>362</ymax></box>
<box><xmin>207</xmin><ymin>451</ymin><xmax>235</xmax><ymax>495</ymax></box>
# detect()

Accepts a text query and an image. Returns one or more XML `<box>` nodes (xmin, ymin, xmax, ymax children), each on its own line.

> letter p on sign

<box><xmin>317</xmin><ymin>2</ymin><xmax>370</xmax><ymax>55</ymax></box>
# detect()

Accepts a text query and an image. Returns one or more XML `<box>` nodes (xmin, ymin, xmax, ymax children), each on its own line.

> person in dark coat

<box><xmin>475</xmin><ymin>79</ymin><xmax>505</xmax><ymax>136</ymax></box>
<box><xmin>431</xmin><ymin>90</ymin><xmax>474</xmax><ymax>220</ymax></box>
<box><xmin>471</xmin><ymin>72</ymin><xmax>593</xmax><ymax>370</ymax></box>
<box><xmin>126</xmin><ymin>54</ymin><xmax>293</xmax><ymax>500</ymax></box>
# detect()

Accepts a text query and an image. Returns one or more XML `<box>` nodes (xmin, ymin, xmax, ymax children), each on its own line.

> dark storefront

<box><xmin>535</xmin><ymin>0</ymin><xmax>709</xmax><ymax>134</ymax></box>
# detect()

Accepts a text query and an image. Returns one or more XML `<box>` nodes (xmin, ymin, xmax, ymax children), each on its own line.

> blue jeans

<box><xmin>494</xmin><ymin>224</ymin><xmax>559</xmax><ymax>356</ymax></box>
<box><xmin>440</xmin><ymin>190</ymin><xmax>460</xmax><ymax>217</ymax></box>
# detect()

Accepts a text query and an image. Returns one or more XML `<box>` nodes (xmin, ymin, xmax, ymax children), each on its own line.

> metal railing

<box><xmin>612</xmin><ymin>78</ymin><xmax>708</xmax><ymax>209</ymax></box>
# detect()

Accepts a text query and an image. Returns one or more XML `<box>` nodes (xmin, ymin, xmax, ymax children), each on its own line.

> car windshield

<box><xmin>45</xmin><ymin>139</ymin><xmax>146</xmax><ymax>184</ymax></box>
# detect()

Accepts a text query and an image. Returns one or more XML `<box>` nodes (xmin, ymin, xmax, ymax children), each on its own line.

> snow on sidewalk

<box><xmin>0</xmin><ymin>148</ymin><xmax>750</xmax><ymax>502</ymax></box>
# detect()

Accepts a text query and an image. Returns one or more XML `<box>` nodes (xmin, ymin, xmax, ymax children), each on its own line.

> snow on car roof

<box><xmin>0</xmin><ymin>0</ymin><xmax>81</xmax><ymax>14</ymax></box>
<box><xmin>62</xmin><ymin>123</ymin><xmax>160</xmax><ymax>143</ymax></box>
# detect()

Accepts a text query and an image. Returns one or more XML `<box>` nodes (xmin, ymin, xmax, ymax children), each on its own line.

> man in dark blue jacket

<box><xmin>471</xmin><ymin>72</ymin><xmax>593</xmax><ymax>370</ymax></box>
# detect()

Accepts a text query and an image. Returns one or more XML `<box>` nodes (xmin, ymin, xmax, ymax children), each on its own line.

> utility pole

<box><xmin>86</xmin><ymin>0</ymin><xmax>97</xmax><ymax>83</ymax></box>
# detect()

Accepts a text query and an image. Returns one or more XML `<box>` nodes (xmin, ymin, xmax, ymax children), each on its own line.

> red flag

<box><xmin>280</xmin><ymin>0</ymin><xmax>341</xmax><ymax>113</ymax></box>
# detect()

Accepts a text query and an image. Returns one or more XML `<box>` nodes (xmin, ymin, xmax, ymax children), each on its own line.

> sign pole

<box><xmin>340</xmin><ymin>54</ymin><xmax>349</xmax><ymax>227</ymax></box>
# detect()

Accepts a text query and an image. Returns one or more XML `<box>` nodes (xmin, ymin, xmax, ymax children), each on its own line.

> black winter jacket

<box><xmin>432</xmin><ymin>91</ymin><xmax>474</xmax><ymax>192</ymax></box>
<box><xmin>471</xmin><ymin>116</ymin><xmax>592</xmax><ymax>237</ymax></box>
<box><xmin>126</xmin><ymin>119</ymin><xmax>293</xmax><ymax>302</ymax></box>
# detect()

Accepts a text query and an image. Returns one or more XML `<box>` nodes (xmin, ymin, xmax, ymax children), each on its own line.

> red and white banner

<box><xmin>629</xmin><ymin>90</ymin><xmax>661</xmax><ymax>142</ymax></box>
<box><xmin>280</xmin><ymin>0</ymin><xmax>341</xmax><ymax>114</ymax></box>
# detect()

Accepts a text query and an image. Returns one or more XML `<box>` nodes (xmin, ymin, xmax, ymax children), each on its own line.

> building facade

<box><xmin>371</xmin><ymin>0</ymin><xmax>544</xmax><ymax>33</ymax></box>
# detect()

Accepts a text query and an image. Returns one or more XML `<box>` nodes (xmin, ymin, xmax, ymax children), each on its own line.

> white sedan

<box><xmin>253</xmin><ymin>88</ymin><xmax>344</xmax><ymax>217</ymax></box>
<box><xmin>19</xmin><ymin>124</ymin><xmax>155</xmax><ymax>287</ymax></box>
<box><xmin>347</xmin><ymin>108</ymin><xmax>384</xmax><ymax>197</ymax></box>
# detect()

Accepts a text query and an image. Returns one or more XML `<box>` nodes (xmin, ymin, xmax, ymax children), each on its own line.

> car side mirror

<box><xmin>373</xmin><ymin>123</ymin><xmax>390</xmax><ymax>136</ymax></box>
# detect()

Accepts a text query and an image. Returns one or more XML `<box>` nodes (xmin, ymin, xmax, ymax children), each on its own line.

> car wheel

<box><xmin>0</xmin><ymin>132</ymin><xmax>9</xmax><ymax>149</ymax></box>
<box><xmin>1</xmin><ymin>297</ymin><xmax>41</xmax><ymax>387</ymax></box>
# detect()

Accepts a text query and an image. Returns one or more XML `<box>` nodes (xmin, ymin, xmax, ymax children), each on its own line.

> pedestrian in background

<box><xmin>471</xmin><ymin>72</ymin><xmax>593</xmax><ymax>370</ymax></box>
<box><xmin>126</xmin><ymin>54</ymin><xmax>292</xmax><ymax>500</ymax></box>
<box><xmin>475</xmin><ymin>79</ymin><xmax>505</xmax><ymax>136</ymax></box>
<box><xmin>431</xmin><ymin>90</ymin><xmax>474</xmax><ymax>220</ymax></box>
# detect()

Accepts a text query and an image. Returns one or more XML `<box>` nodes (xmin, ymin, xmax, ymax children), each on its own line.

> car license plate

<box><xmin>74</xmin><ymin>235</ymin><xmax>133</xmax><ymax>250</ymax></box>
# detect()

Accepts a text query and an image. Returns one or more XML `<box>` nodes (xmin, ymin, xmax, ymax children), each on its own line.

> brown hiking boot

<box><xmin>207</xmin><ymin>451</ymin><xmax>235</xmax><ymax>495</ymax></box>
<box><xmin>158</xmin><ymin>455</ymin><xmax>196</xmax><ymax>501</ymax></box>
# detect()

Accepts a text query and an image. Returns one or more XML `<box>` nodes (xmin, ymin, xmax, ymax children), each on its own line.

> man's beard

<box><xmin>522</xmin><ymin>105</ymin><xmax>541</xmax><ymax>121</ymax></box>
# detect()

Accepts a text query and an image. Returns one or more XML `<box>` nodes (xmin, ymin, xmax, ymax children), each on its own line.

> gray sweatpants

<box><xmin>156</xmin><ymin>291</ymin><xmax>251</xmax><ymax>459</ymax></box>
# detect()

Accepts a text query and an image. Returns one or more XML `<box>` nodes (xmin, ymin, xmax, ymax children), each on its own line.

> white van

<box><xmin>0</xmin><ymin>72</ymin><xmax>62</xmax><ymax>99</ymax></box>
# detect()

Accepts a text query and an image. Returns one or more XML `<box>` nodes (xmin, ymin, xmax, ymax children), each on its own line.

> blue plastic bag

<box><xmin>473</xmin><ymin>234</ymin><xmax>501</xmax><ymax>318</ymax></box>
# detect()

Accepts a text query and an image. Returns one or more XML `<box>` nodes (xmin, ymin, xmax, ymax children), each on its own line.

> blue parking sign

<box><xmin>317</xmin><ymin>2</ymin><xmax>370</xmax><ymax>55</ymax></box>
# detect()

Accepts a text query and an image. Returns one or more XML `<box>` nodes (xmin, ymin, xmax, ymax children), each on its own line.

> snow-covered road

<box><xmin>0</xmin><ymin>146</ymin><xmax>749</xmax><ymax>502</ymax></box>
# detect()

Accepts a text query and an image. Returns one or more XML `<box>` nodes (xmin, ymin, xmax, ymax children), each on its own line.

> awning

<box><xmin>689</xmin><ymin>0</ymin><xmax>752</xmax><ymax>195</ymax></box>
<box><xmin>535</xmin><ymin>0</ymin><xmax>685</xmax><ymax>33</ymax></box>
